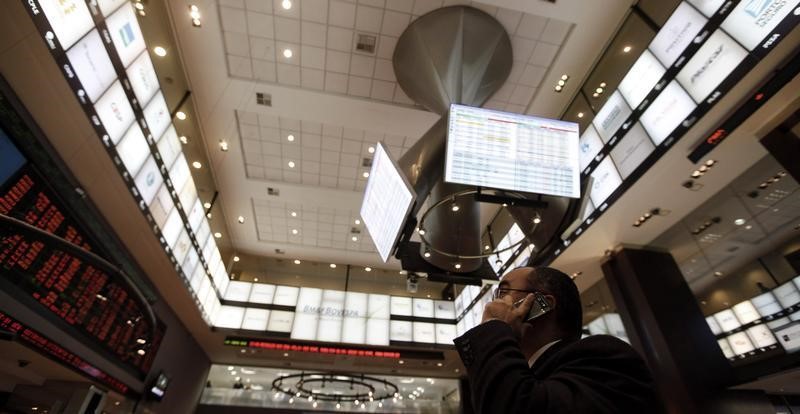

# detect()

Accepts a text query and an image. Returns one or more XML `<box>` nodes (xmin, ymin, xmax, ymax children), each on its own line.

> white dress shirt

<box><xmin>527</xmin><ymin>340</ymin><xmax>561</xmax><ymax>368</ymax></box>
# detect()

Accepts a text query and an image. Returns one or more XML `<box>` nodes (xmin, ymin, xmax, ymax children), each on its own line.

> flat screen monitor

<box><xmin>446</xmin><ymin>104</ymin><xmax>580</xmax><ymax>198</ymax></box>
<box><xmin>578</xmin><ymin>124</ymin><xmax>603</xmax><ymax>171</ymax></box>
<box><xmin>718</xmin><ymin>338</ymin><xmax>735</xmax><ymax>358</ymax></box>
<box><xmin>144</xmin><ymin>93</ymin><xmax>172</xmax><ymax>140</ymax></box>
<box><xmin>689</xmin><ymin>0</ymin><xmax>726</xmax><ymax>17</ymax></box>
<box><xmin>751</xmin><ymin>292</ymin><xmax>782</xmax><ymax>317</ymax></box>
<box><xmin>360</xmin><ymin>142</ymin><xmax>416</xmax><ymax>262</ymax></box>
<box><xmin>66</xmin><ymin>30</ymin><xmax>116</xmax><ymax>103</ymax></box>
<box><xmin>95</xmin><ymin>81</ymin><xmax>136</xmax><ymax>144</ymax></box>
<box><xmin>39</xmin><ymin>0</ymin><xmax>94</xmax><ymax>50</ymax></box>
<box><xmin>732</xmin><ymin>300</ymin><xmax>760</xmax><ymax>325</ymax></box>
<box><xmin>721</xmin><ymin>0</ymin><xmax>800</xmax><ymax>51</ymax></box>
<box><xmin>609</xmin><ymin>122</ymin><xmax>654</xmax><ymax>179</ymax></box>
<box><xmin>117</xmin><ymin>124</ymin><xmax>150</xmax><ymax>176</ymax></box>
<box><xmin>714</xmin><ymin>309</ymin><xmax>741</xmax><ymax>332</ymax></box>
<box><xmin>149</xmin><ymin>372</ymin><xmax>170</xmax><ymax>400</ymax></box>
<box><xmin>774</xmin><ymin>281</ymin><xmax>800</xmax><ymax>308</ymax></box>
<box><xmin>241</xmin><ymin>308</ymin><xmax>269</xmax><ymax>331</ymax></box>
<box><xmin>105</xmin><ymin>3</ymin><xmax>146</xmax><ymax>67</ymax></box>
<box><xmin>618</xmin><ymin>50</ymin><xmax>665</xmax><ymax>109</ymax></box>
<box><xmin>648</xmin><ymin>2</ymin><xmax>707</xmax><ymax>67</ymax></box>
<box><xmin>127</xmin><ymin>51</ymin><xmax>160</xmax><ymax>106</ymax></box>
<box><xmin>639</xmin><ymin>81</ymin><xmax>696</xmax><ymax>145</ymax></box>
<box><xmin>727</xmin><ymin>331</ymin><xmax>755</xmax><ymax>355</ymax></box>
<box><xmin>676</xmin><ymin>29</ymin><xmax>748</xmax><ymax>103</ymax></box>
<box><xmin>592</xmin><ymin>91</ymin><xmax>631</xmax><ymax>143</ymax></box>
<box><xmin>589</xmin><ymin>157</ymin><xmax>623</xmax><ymax>206</ymax></box>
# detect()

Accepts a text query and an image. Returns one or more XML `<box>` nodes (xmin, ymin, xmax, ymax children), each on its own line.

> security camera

<box><xmin>406</xmin><ymin>274</ymin><xmax>419</xmax><ymax>293</ymax></box>
<box><xmin>18</xmin><ymin>360</ymin><xmax>31</xmax><ymax>368</ymax></box>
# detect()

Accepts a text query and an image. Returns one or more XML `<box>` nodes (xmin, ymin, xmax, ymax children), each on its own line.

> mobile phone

<box><xmin>525</xmin><ymin>292</ymin><xmax>553</xmax><ymax>322</ymax></box>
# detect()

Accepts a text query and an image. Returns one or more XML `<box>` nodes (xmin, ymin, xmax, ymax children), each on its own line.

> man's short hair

<box><xmin>525</xmin><ymin>266</ymin><xmax>583</xmax><ymax>341</ymax></box>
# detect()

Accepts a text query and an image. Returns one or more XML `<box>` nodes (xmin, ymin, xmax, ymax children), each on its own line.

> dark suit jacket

<box><xmin>454</xmin><ymin>320</ymin><xmax>658</xmax><ymax>413</ymax></box>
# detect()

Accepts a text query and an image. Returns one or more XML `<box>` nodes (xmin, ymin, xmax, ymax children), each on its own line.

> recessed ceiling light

<box><xmin>219</xmin><ymin>140</ymin><xmax>229</xmax><ymax>151</ymax></box>
<box><xmin>592</xmin><ymin>92</ymin><xmax>599</xmax><ymax>98</ymax></box>
<box><xmin>254</xmin><ymin>277</ymin><xmax>259</xmax><ymax>282</ymax></box>
<box><xmin>595</xmin><ymin>87</ymin><xmax>603</xmax><ymax>94</ymax></box>
<box><xmin>484</xmin><ymin>244</ymin><xmax>490</xmax><ymax>250</ymax></box>
<box><xmin>705</xmin><ymin>159</ymin><xmax>716</xmax><ymax>166</ymax></box>
<box><xmin>557</xmin><ymin>79</ymin><xmax>565</xmax><ymax>86</ymax></box>
<box><xmin>418</xmin><ymin>228</ymin><xmax>426</xmax><ymax>235</ymax></box>
<box><xmin>398</xmin><ymin>360</ymin><xmax>404</xmax><ymax>364</ymax></box>
<box><xmin>362</xmin><ymin>171</ymin><xmax>370</xmax><ymax>178</ymax></box>
<box><xmin>137</xmin><ymin>349</ymin><xmax>146</xmax><ymax>356</ymax></box>
<box><xmin>368</xmin><ymin>146</ymin><xmax>375</xmax><ymax>154</ymax></box>
<box><xmin>451</xmin><ymin>204</ymin><xmax>459</xmax><ymax>212</ymax></box>
<box><xmin>423</xmin><ymin>251</ymin><xmax>431</xmax><ymax>258</ymax></box>
<box><xmin>365</xmin><ymin>267</ymin><xmax>371</xmax><ymax>272</ymax></box>
<box><xmin>153</xmin><ymin>46</ymin><xmax>167</xmax><ymax>56</ymax></box>
<box><xmin>233</xmin><ymin>256</ymin><xmax>240</xmax><ymax>262</ymax></box>
<box><xmin>291</xmin><ymin>229</ymin><xmax>298</xmax><ymax>234</ymax></box>
<box><xmin>561</xmin><ymin>74</ymin><xmax>569</xmax><ymax>81</ymax></box>
<box><xmin>287</xmin><ymin>134</ymin><xmax>295</xmax><ymax>142</ymax></box>
<box><xmin>714</xmin><ymin>271</ymin><xmax>723</xmax><ymax>277</ymax></box>
<box><xmin>351</xmin><ymin>236</ymin><xmax>358</xmax><ymax>242</ymax></box>
<box><xmin>282</xmin><ymin>0</ymin><xmax>292</xmax><ymax>9</ymax></box>
<box><xmin>454</xmin><ymin>263</ymin><xmax>461</xmax><ymax>269</ymax></box>
<box><xmin>330</xmin><ymin>263</ymin><xmax>337</xmax><ymax>268</ymax></box>
<box><xmin>287</xmin><ymin>161</ymin><xmax>295</xmax><ymax>168</ymax></box>
<box><xmin>214</xmin><ymin>232</ymin><xmax>222</xmax><ymax>238</ymax></box>
<box><xmin>283</xmin><ymin>48</ymin><xmax>293</xmax><ymax>58</ymax></box>
<box><xmin>399</xmin><ymin>270</ymin><xmax>407</xmax><ymax>275</ymax></box>
<box><xmin>577</xmin><ymin>112</ymin><xmax>584</xmax><ymax>118</ymax></box>
<box><xmin>623</xmin><ymin>45</ymin><xmax>632</xmax><ymax>53</ymax></box>
<box><xmin>179</xmin><ymin>135</ymin><xmax>188</xmax><ymax>144</ymax></box>
<box><xmin>734</xmin><ymin>218</ymin><xmax>746</xmax><ymax>226</ymax></box>
<box><xmin>294</xmin><ymin>259</ymin><xmax>301</xmax><ymax>264</ymax></box>
<box><xmin>290</xmin><ymin>211</ymin><xmax>297</xmax><ymax>217</ymax></box>
<box><xmin>192</xmin><ymin>161</ymin><xmax>202</xmax><ymax>169</ymax></box>
<box><xmin>554</xmin><ymin>85</ymin><xmax>563</xmax><ymax>92</ymax></box>
<box><xmin>533</xmin><ymin>215</ymin><xmax>541</xmax><ymax>224</ymax></box>
<box><xmin>203</xmin><ymin>202</ymin><xmax>211</xmax><ymax>209</ymax></box>
<box><xmin>599</xmin><ymin>82</ymin><xmax>607</xmax><ymax>88</ymax></box>
<box><xmin>176</xmin><ymin>111</ymin><xmax>187</xmax><ymax>120</ymax></box>
<box><xmin>238</xmin><ymin>216</ymin><xmax>245</xmax><ymax>223</ymax></box>
<box><xmin>354</xmin><ymin>219</ymin><xmax>361</xmax><ymax>225</ymax></box>
<box><xmin>745</xmin><ymin>225</ymin><xmax>752</xmax><ymax>230</ymax></box>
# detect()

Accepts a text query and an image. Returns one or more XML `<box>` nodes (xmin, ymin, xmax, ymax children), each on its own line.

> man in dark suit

<box><xmin>454</xmin><ymin>266</ymin><xmax>659</xmax><ymax>413</ymax></box>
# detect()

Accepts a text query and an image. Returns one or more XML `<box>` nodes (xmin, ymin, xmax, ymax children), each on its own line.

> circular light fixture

<box><xmin>238</xmin><ymin>216</ymin><xmax>245</xmax><ymax>223</ymax></box>
<box><xmin>214</xmin><ymin>232</ymin><xmax>222</xmax><ymax>238</ymax></box>
<box><xmin>330</xmin><ymin>263</ymin><xmax>337</xmax><ymax>268</ymax></box>
<box><xmin>294</xmin><ymin>259</ymin><xmax>301</xmax><ymax>264</ymax></box>
<box><xmin>734</xmin><ymin>218</ymin><xmax>746</xmax><ymax>226</ymax></box>
<box><xmin>623</xmin><ymin>45</ymin><xmax>632</xmax><ymax>53</ymax></box>
<box><xmin>533</xmin><ymin>215</ymin><xmax>541</xmax><ymax>224</ymax></box>
<box><xmin>592</xmin><ymin>92</ymin><xmax>599</xmax><ymax>98</ymax></box>
<box><xmin>599</xmin><ymin>82</ymin><xmax>607</xmax><ymax>88</ymax></box>
<box><xmin>451</xmin><ymin>204</ymin><xmax>459</xmax><ymax>212</ymax></box>
<box><xmin>454</xmin><ymin>263</ymin><xmax>462</xmax><ymax>269</ymax></box>
<box><xmin>180</xmin><ymin>135</ymin><xmax>188</xmax><ymax>144</ymax></box>
<box><xmin>365</xmin><ymin>267</ymin><xmax>371</xmax><ymax>272</ymax></box>
<box><xmin>398</xmin><ymin>360</ymin><xmax>404</xmax><ymax>364</ymax></box>
<box><xmin>176</xmin><ymin>111</ymin><xmax>187</xmax><ymax>120</ymax></box>
<box><xmin>291</xmin><ymin>211</ymin><xmax>297</xmax><ymax>217</ymax></box>
<box><xmin>362</xmin><ymin>171</ymin><xmax>370</xmax><ymax>178</ymax></box>
<box><xmin>288</xmin><ymin>161</ymin><xmax>295</xmax><ymax>168</ymax></box>
<box><xmin>282</xmin><ymin>0</ymin><xmax>292</xmax><ymax>9</ymax></box>
<box><xmin>368</xmin><ymin>146</ymin><xmax>375</xmax><ymax>154</ymax></box>
<box><xmin>354</xmin><ymin>219</ymin><xmax>361</xmax><ymax>225</ymax></box>
<box><xmin>705</xmin><ymin>159</ymin><xmax>716</xmax><ymax>166</ymax></box>
<box><xmin>153</xmin><ymin>46</ymin><xmax>167</xmax><ymax>56</ymax></box>
<box><xmin>219</xmin><ymin>140</ymin><xmax>229</xmax><ymax>151</ymax></box>
<box><xmin>283</xmin><ymin>48</ymin><xmax>293</xmax><ymax>58</ymax></box>
<box><xmin>577</xmin><ymin>112</ymin><xmax>584</xmax><ymax>118</ymax></box>
<box><xmin>192</xmin><ymin>161</ymin><xmax>201</xmax><ymax>169</ymax></box>
<box><xmin>291</xmin><ymin>229</ymin><xmax>299</xmax><ymax>235</ymax></box>
<box><xmin>204</xmin><ymin>202</ymin><xmax>211</xmax><ymax>209</ymax></box>
<box><xmin>436</xmin><ymin>362</ymin><xmax>443</xmax><ymax>367</ymax></box>
<box><xmin>557</xmin><ymin>79</ymin><xmax>565</xmax><ymax>86</ymax></box>
<box><xmin>418</xmin><ymin>228</ymin><xmax>426</xmax><ymax>235</ymax></box>
<box><xmin>595</xmin><ymin>87</ymin><xmax>603</xmax><ymax>94</ymax></box>
<box><xmin>287</xmin><ymin>134</ymin><xmax>295</xmax><ymax>142</ymax></box>
<box><xmin>554</xmin><ymin>85</ymin><xmax>563</xmax><ymax>92</ymax></box>
<box><xmin>484</xmin><ymin>245</ymin><xmax>490</xmax><ymax>250</ymax></box>
<box><xmin>423</xmin><ymin>250</ymin><xmax>431</xmax><ymax>258</ymax></box>
<box><xmin>714</xmin><ymin>271</ymin><xmax>723</xmax><ymax>277</ymax></box>
<box><xmin>561</xmin><ymin>74</ymin><xmax>569</xmax><ymax>81</ymax></box>
<box><xmin>351</xmin><ymin>236</ymin><xmax>358</xmax><ymax>242</ymax></box>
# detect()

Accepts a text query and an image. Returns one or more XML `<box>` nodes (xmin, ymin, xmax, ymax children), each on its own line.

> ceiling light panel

<box><xmin>217</xmin><ymin>1</ymin><xmax>572</xmax><ymax>113</ymax></box>
<box><xmin>237</xmin><ymin>110</ymin><xmax>414</xmax><ymax>191</ymax></box>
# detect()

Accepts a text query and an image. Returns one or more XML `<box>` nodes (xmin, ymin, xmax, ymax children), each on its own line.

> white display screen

<box><xmin>95</xmin><ymin>81</ymin><xmax>136</xmax><ymax>144</ymax></box>
<box><xmin>178</xmin><ymin>180</ymin><xmax>198</xmax><ymax>216</ymax></box>
<box><xmin>66</xmin><ymin>30</ymin><xmax>117</xmax><ymax>103</ymax></box>
<box><xmin>732</xmin><ymin>300</ymin><xmax>760</xmax><ymax>325</ymax></box>
<box><xmin>775</xmin><ymin>323</ymin><xmax>800</xmax><ymax>353</ymax></box>
<box><xmin>295</xmin><ymin>287</ymin><xmax>323</xmax><ymax>314</ymax></box>
<box><xmin>143</xmin><ymin>92</ymin><xmax>171</xmax><ymax>140</ymax></box>
<box><xmin>413</xmin><ymin>322</ymin><xmax>436</xmax><ymax>343</ymax></box>
<box><xmin>360</xmin><ymin>142</ymin><xmax>416</xmax><ymax>262</ymax></box>
<box><xmin>746</xmin><ymin>324</ymin><xmax>777</xmax><ymax>348</ymax></box>
<box><xmin>317</xmin><ymin>290</ymin><xmax>346</xmax><ymax>342</ymax></box>
<box><xmin>241</xmin><ymin>308</ymin><xmax>270</xmax><ymax>331</ymax></box>
<box><xmin>721</xmin><ymin>0</ymin><xmax>800</xmax><ymax>51</ymax></box>
<box><xmin>592</xmin><ymin>91</ymin><xmax>632</xmax><ymax>143</ymax></box>
<box><xmin>367</xmin><ymin>294</ymin><xmax>391</xmax><ymax>319</ymax></box>
<box><xmin>795</xmin><ymin>274</ymin><xmax>800</xmax><ymax>290</ymax></box>
<box><xmin>150</xmin><ymin>186</ymin><xmax>173</xmax><ymax>230</ymax></box>
<box><xmin>390</xmin><ymin>296</ymin><xmax>413</xmax><ymax>316</ymax></box>
<box><xmin>751</xmin><ymin>292</ymin><xmax>782</xmax><ymax>317</ymax></box>
<box><xmin>249</xmin><ymin>284</ymin><xmax>276</xmax><ymax>304</ymax></box>
<box><xmin>39</xmin><ymin>0</ymin><xmax>95</xmax><ymax>50</ymax></box>
<box><xmin>718</xmin><ymin>338</ymin><xmax>735</xmax><ymax>358</ymax></box>
<box><xmin>187</xmin><ymin>199</ymin><xmax>204</xmax><ymax>232</ymax></box>
<box><xmin>436</xmin><ymin>323</ymin><xmax>457</xmax><ymax>345</ymax></box>
<box><xmin>587</xmin><ymin>317</ymin><xmax>608</xmax><ymax>335</ymax></box>
<box><xmin>161</xmin><ymin>208</ymin><xmax>182</xmax><ymax>248</ymax></box>
<box><xmin>578</xmin><ymin>125</ymin><xmax>604</xmax><ymax>171</ymax></box>
<box><xmin>182</xmin><ymin>249</ymin><xmax>199</xmax><ymax>282</ymax></box>
<box><xmin>214</xmin><ymin>306</ymin><xmax>245</xmax><ymax>329</ymax></box>
<box><xmin>291</xmin><ymin>313</ymin><xmax>319</xmax><ymax>340</ymax></box>
<box><xmin>273</xmin><ymin>286</ymin><xmax>300</xmax><ymax>307</ymax></box>
<box><xmin>412</xmin><ymin>298</ymin><xmax>435</xmax><ymax>318</ymax></box>
<box><xmin>707</xmin><ymin>316</ymin><xmax>722</xmax><ymax>335</ymax></box>
<box><xmin>189</xmin><ymin>263</ymin><xmax>205</xmax><ymax>293</ymax></box>
<box><xmin>345</xmin><ymin>292</ymin><xmax>368</xmax><ymax>318</ymax></box>
<box><xmin>434</xmin><ymin>300</ymin><xmax>456</xmax><ymax>319</ymax></box>
<box><xmin>676</xmin><ymin>30</ymin><xmax>748</xmax><ymax>103</ymax></box>
<box><xmin>173</xmin><ymin>230</ymin><xmax>191</xmax><ymax>265</ymax></box>
<box><xmin>97</xmin><ymin>0</ymin><xmax>127</xmax><ymax>16</ymax></box>
<box><xmin>224</xmin><ymin>281</ymin><xmax>253</xmax><ymax>302</ymax></box>
<box><xmin>106</xmin><ymin>3</ymin><xmax>146</xmax><ymax>67</ymax></box>
<box><xmin>774</xmin><ymin>282</ymin><xmax>800</xmax><ymax>308</ymax></box>
<box><xmin>589</xmin><ymin>157</ymin><xmax>623</xmax><ymax>206</ymax></box>
<box><xmin>714</xmin><ymin>309</ymin><xmax>741</xmax><ymax>332</ymax></box>
<box><xmin>639</xmin><ymin>81</ymin><xmax>696</xmax><ymax>145</ymax></box>
<box><xmin>609</xmin><ymin>123</ymin><xmax>654</xmax><ymax>179</ymax></box>
<box><xmin>727</xmin><ymin>331</ymin><xmax>755</xmax><ymax>355</ymax></box>
<box><xmin>127</xmin><ymin>51</ymin><xmax>160</xmax><ymax>105</ymax></box>
<box><xmin>157</xmin><ymin>126</ymin><xmax>181</xmax><ymax>170</ymax></box>
<box><xmin>603</xmin><ymin>313</ymin><xmax>627</xmax><ymax>338</ymax></box>
<box><xmin>648</xmin><ymin>2</ymin><xmax>708</xmax><ymax>67</ymax></box>
<box><xmin>267</xmin><ymin>310</ymin><xmax>295</xmax><ymax>333</ymax></box>
<box><xmin>117</xmin><ymin>124</ymin><xmax>150</xmax><ymax>176</ymax></box>
<box><xmin>390</xmin><ymin>320</ymin><xmax>413</xmax><ymax>342</ymax></box>
<box><xmin>169</xmin><ymin>155</ymin><xmax>191</xmax><ymax>195</ymax></box>
<box><xmin>689</xmin><ymin>0</ymin><xmax>726</xmax><ymax>17</ymax></box>
<box><xmin>446</xmin><ymin>104</ymin><xmax>580</xmax><ymax>198</ymax></box>
<box><xmin>341</xmin><ymin>317</ymin><xmax>367</xmax><ymax>344</ymax></box>
<box><xmin>365</xmin><ymin>318</ymin><xmax>390</xmax><ymax>345</ymax></box>
<box><xmin>618</xmin><ymin>50</ymin><xmax>666</xmax><ymax>109</ymax></box>
<box><xmin>134</xmin><ymin>157</ymin><xmax>163</xmax><ymax>206</ymax></box>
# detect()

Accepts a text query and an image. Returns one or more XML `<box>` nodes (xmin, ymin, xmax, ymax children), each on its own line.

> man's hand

<box><xmin>482</xmin><ymin>294</ymin><xmax>534</xmax><ymax>337</ymax></box>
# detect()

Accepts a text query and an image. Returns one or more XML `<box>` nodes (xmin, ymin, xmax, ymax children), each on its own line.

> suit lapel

<box><xmin>531</xmin><ymin>340</ymin><xmax>570</xmax><ymax>376</ymax></box>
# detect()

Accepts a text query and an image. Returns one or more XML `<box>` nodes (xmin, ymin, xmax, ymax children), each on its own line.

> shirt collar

<box><xmin>527</xmin><ymin>339</ymin><xmax>561</xmax><ymax>368</ymax></box>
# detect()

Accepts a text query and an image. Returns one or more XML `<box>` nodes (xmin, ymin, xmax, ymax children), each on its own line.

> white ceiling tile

<box><xmin>505</xmin><ymin>103</ymin><xmax>527</xmax><ymax>114</ymax></box>
<box><xmin>322</xmin><ymin>124</ymin><xmax>343</xmax><ymax>136</ymax></box>
<box><xmin>442</xmin><ymin>0</ymin><xmax>470</xmax><ymax>5</ymax></box>
<box><xmin>325</xmin><ymin>50</ymin><xmax>351</xmax><ymax>73</ymax></box>
<box><xmin>275</xmin><ymin>16</ymin><xmax>301</xmax><ymax>42</ymax></box>
<box><xmin>265</xmin><ymin>168</ymin><xmax>283</xmax><ymax>180</ymax></box>
<box><xmin>301</xmin><ymin>45</ymin><xmax>326</xmax><ymax>69</ymax></box>
<box><xmin>324</xmin><ymin>72</ymin><xmax>349</xmax><ymax>93</ymax></box>
<box><xmin>301</xmin><ymin>21</ymin><xmax>327</xmax><ymax>47</ymax></box>
<box><xmin>247</xmin><ymin>165</ymin><xmax>265</xmax><ymax>178</ymax></box>
<box><xmin>376</xmin><ymin>35</ymin><xmax>397</xmax><ymax>59</ymax></box>
<box><xmin>284</xmin><ymin>171</ymin><xmax>302</xmax><ymax>183</ymax></box>
<box><xmin>328</xmin><ymin>27</ymin><xmax>355</xmax><ymax>52</ymax></box>
<box><xmin>530</xmin><ymin>42</ymin><xmax>558</xmax><ymax>67</ymax></box>
<box><xmin>277</xmin><ymin>63</ymin><xmax>301</xmax><ymax>85</ymax></box>
<box><xmin>252</xmin><ymin>59</ymin><xmax>277</xmax><ymax>81</ymax></box>
<box><xmin>491</xmin><ymin>82</ymin><xmax>514</xmax><ymax>101</ymax></box>
<box><xmin>388</xmin><ymin>145</ymin><xmax>403</xmax><ymax>156</ymax></box>
<box><xmin>348</xmin><ymin>76</ymin><xmax>372</xmax><ymax>97</ymax></box>
<box><xmin>539</xmin><ymin>19</ymin><xmax>571</xmax><ymax>45</ymax></box>
<box><xmin>381</xmin><ymin>10</ymin><xmax>409</xmax><ymax>36</ymax></box>
<box><xmin>373</xmin><ymin>58</ymin><xmax>396</xmax><ymax>82</ymax></box>
<box><xmin>385</xmin><ymin>0</ymin><xmax>413</xmax><ymax>13</ymax></box>
<box><xmin>483</xmin><ymin>99</ymin><xmax>504</xmax><ymax>111</ymax></box>
<box><xmin>225</xmin><ymin>32</ymin><xmax>251</xmax><ymax>56</ymax></box>
<box><xmin>221</xmin><ymin>7</ymin><xmax>248</xmax><ymax>34</ymax></box>
<box><xmin>272</xmin><ymin>0</ymin><xmax>300</xmax><ymax>18</ymax></box>
<box><xmin>383</xmin><ymin>134</ymin><xmax>405</xmax><ymax>146</ymax></box>
<box><xmin>370</xmin><ymin>80</ymin><xmax>395</xmax><ymax>101</ymax></box>
<box><xmin>301</xmin><ymin>67</ymin><xmax>325</xmax><ymax>89</ymax></box>
<box><xmin>276</xmin><ymin>42</ymin><xmax>300</xmax><ymax>65</ymax></box>
<box><xmin>301</xmin><ymin>161</ymin><xmax>321</xmax><ymax>173</ymax></box>
<box><xmin>329</xmin><ymin>0</ymin><xmax>357</xmax><ymax>28</ymax></box>
<box><xmin>260</xmin><ymin>128</ymin><xmax>281</xmax><ymax>142</ymax></box>
<box><xmin>301</xmin><ymin>120</ymin><xmax>323</xmax><ymax>134</ymax></box>
<box><xmin>228</xmin><ymin>54</ymin><xmax>253</xmax><ymax>78</ymax></box>
<box><xmin>516</xmin><ymin>13</ymin><xmax>547</xmax><ymax>39</ymax></box>
<box><xmin>283</xmin><ymin>145</ymin><xmax>303</xmax><ymax>159</ymax></box>
<box><xmin>247</xmin><ymin>13</ymin><xmax>275</xmax><ymax>39</ymax></box>
<box><xmin>359</xmin><ymin>0</ymin><xmax>385</xmax><ymax>7</ymax></box>
<box><xmin>337</xmin><ymin>178</ymin><xmax>356</xmax><ymax>189</ymax></box>
<box><xmin>339</xmin><ymin>166</ymin><xmax>357</xmax><ymax>179</ymax></box>
<box><xmin>279</xmin><ymin>118</ymin><xmax>301</xmax><ymax>130</ymax></box>
<box><xmin>470</xmin><ymin>2</ymin><xmax>497</xmax><ymax>16</ymax></box>
<box><xmin>393</xmin><ymin>85</ymin><xmax>414</xmax><ymax>105</ymax></box>
<box><xmin>245</xmin><ymin>0</ymin><xmax>272</xmax><ymax>13</ymax></box>
<box><xmin>412</xmin><ymin>0</ymin><xmax>441</xmax><ymax>15</ymax></box>
<box><xmin>343</xmin><ymin>128</ymin><xmax>364</xmax><ymax>140</ymax></box>
<box><xmin>261</xmin><ymin>141</ymin><xmax>281</xmax><ymax>155</ymax></box>
<box><xmin>318</xmin><ymin>239</ymin><xmax>333</xmax><ymax>247</ymax></box>
<box><xmin>242</xmin><ymin>139</ymin><xmax>261</xmax><ymax>154</ymax></box>
<box><xmin>303</xmin><ymin>148</ymin><xmax>322</xmax><ymax>161</ymax></box>
<box><xmin>322</xmin><ymin>151</ymin><xmax>341</xmax><ymax>164</ymax></box>
<box><xmin>221</xmin><ymin>0</ymin><xmax>245</xmax><ymax>7</ymax></box>
<box><xmin>495</xmin><ymin>7</ymin><xmax>522</xmax><ymax>35</ymax></box>
<box><xmin>302</xmin><ymin>134</ymin><xmax>322</xmax><ymax>148</ymax></box>
<box><xmin>240</xmin><ymin>123</ymin><xmax>259</xmax><ymax>139</ymax></box>
<box><xmin>258</xmin><ymin>113</ymin><xmax>280</xmax><ymax>127</ymax></box>
<box><xmin>301</xmin><ymin>0</ymin><xmax>329</xmax><ymax>23</ymax></box>
<box><xmin>250</xmin><ymin>37</ymin><xmax>276</xmax><ymax>60</ymax></box>
<box><xmin>320</xmin><ymin>163</ymin><xmax>339</xmax><ymax>176</ymax></box>
<box><xmin>340</xmin><ymin>153</ymin><xmax>359</xmax><ymax>166</ymax></box>
<box><xmin>238</xmin><ymin>111</ymin><xmax>259</xmax><ymax>125</ymax></box>
<box><xmin>518</xmin><ymin>64</ymin><xmax>546</xmax><ymax>87</ymax></box>
<box><xmin>341</xmin><ymin>139</ymin><xmax>362</xmax><ymax>153</ymax></box>
<box><xmin>322</xmin><ymin>136</ymin><xmax>343</xmax><ymax>151</ymax></box>
<box><xmin>349</xmin><ymin>54</ymin><xmax>375</xmax><ymax>77</ymax></box>
<box><xmin>247</xmin><ymin>153</ymin><xmax>265</xmax><ymax>165</ymax></box>
<box><xmin>355</xmin><ymin>5</ymin><xmax>383</xmax><ymax>33</ymax></box>
<box><xmin>302</xmin><ymin>174</ymin><xmax>320</xmax><ymax>185</ymax></box>
<box><xmin>509</xmin><ymin>85</ymin><xmax>535</xmax><ymax>106</ymax></box>
<box><xmin>507</xmin><ymin>61</ymin><xmax>524</xmax><ymax>83</ymax></box>
<box><xmin>511</xmin><ymin>36</ymin><xmax>536</xmax><ymax>62</ymax></box>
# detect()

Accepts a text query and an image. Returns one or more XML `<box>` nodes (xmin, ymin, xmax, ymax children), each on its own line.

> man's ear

<box><xmin>544</xmin><ymin>294</ymin><xmax>556</xmax><ymax>310</ymax></box>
